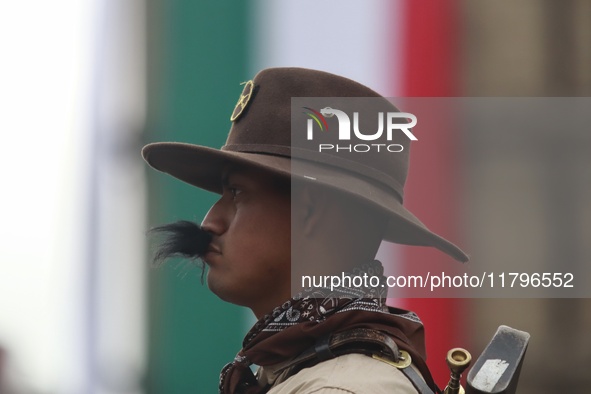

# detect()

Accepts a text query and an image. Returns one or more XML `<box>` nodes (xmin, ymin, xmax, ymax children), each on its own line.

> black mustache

<box><xmin>148</xmin><ymin>220</ymin><xmax>213</xmax><ymax>266</ymax></box>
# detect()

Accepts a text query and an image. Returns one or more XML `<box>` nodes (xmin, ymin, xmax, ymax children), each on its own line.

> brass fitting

<box><xmin>443</xmin><ymin>348</ymin><xmax>472</xmax><ymax>394</ymax></box>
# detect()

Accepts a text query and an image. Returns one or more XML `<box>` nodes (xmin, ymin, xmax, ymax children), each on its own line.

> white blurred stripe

<box><xmin>0</xmin><ymin>1</ymin><xmax>98</xmax><ymax>392</ymax></box>
<box><xmin>250</xmin><ymin>0</ymin><xmax>403</xmax><ymax>96</ymax></box>
<box><xmin>0</xmin><ymin>1</ymin><xmax>147</xmax><ymax>393</ymax></box>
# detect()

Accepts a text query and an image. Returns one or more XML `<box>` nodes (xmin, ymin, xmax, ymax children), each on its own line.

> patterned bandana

<box><xmin>218</xmin><ymin>260</ymin><xmax>437</xmax><ymax>393</ymax></box>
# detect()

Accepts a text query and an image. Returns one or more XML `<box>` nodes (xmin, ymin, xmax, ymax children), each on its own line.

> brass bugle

<box><xmin>444</xmin><ymin>348</ymin><xmax>472</xmax><ymax>394</ymax></box>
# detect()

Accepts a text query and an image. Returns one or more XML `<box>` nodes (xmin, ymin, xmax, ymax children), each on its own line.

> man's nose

<box><xmin>200</xmin><ymin>198</ymin><xmax>227</xmax><ymax>235</ymax></box>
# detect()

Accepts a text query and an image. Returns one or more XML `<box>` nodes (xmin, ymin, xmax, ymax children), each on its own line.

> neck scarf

<box><xmin>219</xmin><ymin>261</ymin><xmax>438</xmax><ymax>393</ymax></box>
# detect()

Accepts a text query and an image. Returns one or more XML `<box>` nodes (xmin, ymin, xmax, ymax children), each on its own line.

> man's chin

<box><xmin>206</xmin><ymin>272</ymin><xmax>239</xmax><ymax>304</ymax></box>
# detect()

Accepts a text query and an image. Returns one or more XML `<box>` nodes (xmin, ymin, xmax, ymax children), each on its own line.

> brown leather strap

<box><xmin>274</xmin><ymin>328</ymin><xmax>437</xmax><ymax>394</ymax></box>
<box><xmin>400</xmin><ymin>362</ymin><xmax>439</xmax><ymax>394</ymax></box>
<box><xmin>276</xmin><ymin>328</ymin><xmax>401</xmax><ymax>376</ymax></box>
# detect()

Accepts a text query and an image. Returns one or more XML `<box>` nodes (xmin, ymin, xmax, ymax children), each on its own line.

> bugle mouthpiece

<box><xmin>444</xmin><ymin>348</ymin><xmax>472</xmax><ymax>394</ymax></box>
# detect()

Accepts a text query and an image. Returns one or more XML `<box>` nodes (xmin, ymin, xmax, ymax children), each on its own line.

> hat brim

<box><xmin>142</xmin><ymin>142</ymin><xmax>468</xmax><ymax>263</ymax></box>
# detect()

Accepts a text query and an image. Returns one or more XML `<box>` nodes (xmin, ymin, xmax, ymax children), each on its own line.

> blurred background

<box><xmin>0</xmin><ymin>0</ymin><xmax>589</xmax><ymax>393</ymax></box>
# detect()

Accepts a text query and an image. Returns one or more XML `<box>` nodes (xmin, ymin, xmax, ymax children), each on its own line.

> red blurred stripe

<box><xmin>394</xmin><ymin>0</ymin><xmax>467</xmax><ymax>387</ymax></box>
<box><xmin>401</xmin><ymin>0</ymin><xmax>460</xmax><ymax>96</ymax></box>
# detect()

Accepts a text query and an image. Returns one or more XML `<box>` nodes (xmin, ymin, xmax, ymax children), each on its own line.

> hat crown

<box><xmin>223</xmin><ymin>67</ymin><xmax>410</xmax><ymax>202</ymax></box>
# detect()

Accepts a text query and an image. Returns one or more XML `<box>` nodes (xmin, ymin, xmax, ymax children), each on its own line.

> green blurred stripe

<box><xmin>145</xmin><ymin>1</ymin><xmax>249</xmax><ymax>392</ymax></box>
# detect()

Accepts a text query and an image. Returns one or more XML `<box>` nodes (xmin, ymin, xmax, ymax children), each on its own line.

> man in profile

<box><xmin>143</xmin><ymin>67</ymin><xmax>468</xmax><ymax>393</ymax></box>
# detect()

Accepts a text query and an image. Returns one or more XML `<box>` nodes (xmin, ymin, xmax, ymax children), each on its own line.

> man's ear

<box><xmin>293</xmin><ymin>184</ymin><xmax>328</xmax><ymax>236</ymax></box>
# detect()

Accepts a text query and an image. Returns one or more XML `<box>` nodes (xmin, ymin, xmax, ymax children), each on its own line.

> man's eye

<box><xmin>229</xmin><ymin>187</ymin><xmax>242</xmax><ymax>198</ymax></box>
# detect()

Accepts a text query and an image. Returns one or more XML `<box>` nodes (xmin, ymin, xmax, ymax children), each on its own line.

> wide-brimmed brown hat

<box><xmin>142</xmin><ymin>67</ymin><xmax>468</xmax><ymax>263</ymax></box>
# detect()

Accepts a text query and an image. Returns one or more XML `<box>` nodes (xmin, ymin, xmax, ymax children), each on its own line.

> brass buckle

<box><xmin>372</xmin><ymin>349</ymin><xmax>412</xmax><ymax>369</ymax></box>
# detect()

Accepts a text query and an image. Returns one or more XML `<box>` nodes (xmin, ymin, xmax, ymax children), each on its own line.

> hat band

<box><xmin>222</xmin><ymin>144</ymin><xmax>405</xmax><ymax>202</ymax></box>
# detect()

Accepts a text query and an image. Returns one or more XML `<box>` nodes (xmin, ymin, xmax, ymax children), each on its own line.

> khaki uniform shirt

<box><xmin>258</xmin><ymin>353</ymin><xmax>420</xmax><ymax>393</ymax></box>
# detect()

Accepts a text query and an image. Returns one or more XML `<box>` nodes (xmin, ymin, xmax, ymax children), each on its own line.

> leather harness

<box><xmin>270</xmin><ymin>328</ymin><xmax>439</xmax><ymax>393</ymax></box>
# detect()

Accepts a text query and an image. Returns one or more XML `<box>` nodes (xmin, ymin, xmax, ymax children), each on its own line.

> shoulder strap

<box><xmin>274</xmin><ymin>328</ymin><xmax>439</xmax><ymax>394</ymax></box>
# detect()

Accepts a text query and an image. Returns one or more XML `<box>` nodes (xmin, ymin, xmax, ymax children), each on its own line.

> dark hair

<box><xmin>147</xmin><ymin>220</ymin><xmax>212</xmax><ymax>280</ymax></box>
